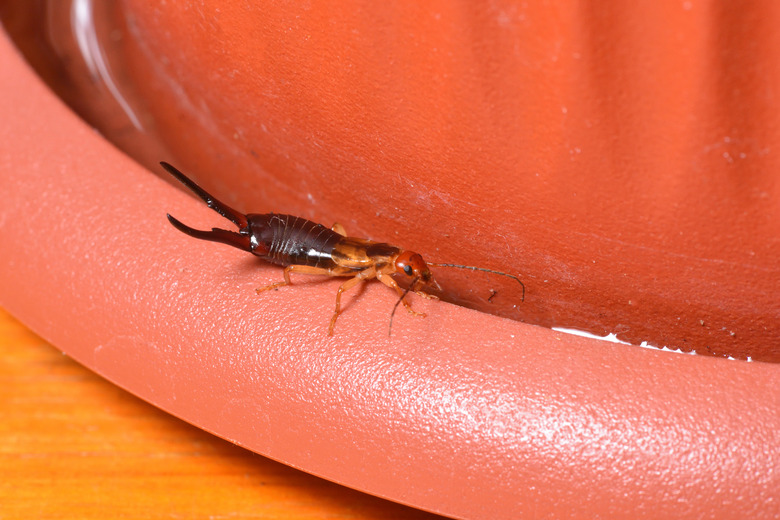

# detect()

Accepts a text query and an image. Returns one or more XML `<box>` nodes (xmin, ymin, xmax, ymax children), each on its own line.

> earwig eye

<box><xmin>403</xmin><ymin>265</ymin><xmax>414</xmax><ymax>276</ymax></box>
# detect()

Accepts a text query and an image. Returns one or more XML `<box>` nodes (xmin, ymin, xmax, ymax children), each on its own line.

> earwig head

<box><xmin>394</xmin><ymin>250</ymin><xmax>440</xmax><ymax>290</ymax></box>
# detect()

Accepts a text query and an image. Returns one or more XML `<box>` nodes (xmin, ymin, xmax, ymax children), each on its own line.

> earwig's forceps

<box><xmin>162</xmin><ymin>162</ymin><xmax>252</xmax><ymax>252</ymax></box>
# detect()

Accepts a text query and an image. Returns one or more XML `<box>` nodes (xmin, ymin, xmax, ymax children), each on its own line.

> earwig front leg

<box><xmin>329</xmin><ymin>267</ymin><xmax>376</xmax><ymax>335</ymax></box>
<box><xmin>331</xmin><ymin>222</ymin><xmax>347</xmax><ymax>236</ymax></box>
<box><xmin>415</xmin><ymin>291</ymin><xmax>439</xmax><ymax>301</ymax></box>
<box><xmin>255</xmin><ymin>265</ymin><xmax>335</xmax><ymax>292</ymax></box>
<box><xmin>375</xmin><ymin>273</ymin><xmax>426</xmax><ymax>318</ymax></box>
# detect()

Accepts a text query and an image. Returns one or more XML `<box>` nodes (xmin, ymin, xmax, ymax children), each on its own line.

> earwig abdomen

<box><xmin>247</xmin><ymin>213</ymin><xmax>342</xmax><ymax>269</ymax></box>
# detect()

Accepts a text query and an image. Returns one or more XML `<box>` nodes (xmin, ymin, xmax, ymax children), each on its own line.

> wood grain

<box><xmin>0</xmin><ymin>307</ymin><xmax>445</xmax><ymax>519</ymax></box>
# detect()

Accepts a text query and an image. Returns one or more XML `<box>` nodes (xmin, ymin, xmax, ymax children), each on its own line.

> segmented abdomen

<box><xmin>247</xmin><ymin>213</ymin><xmax>342</xmax><ymax>269</ymax></box>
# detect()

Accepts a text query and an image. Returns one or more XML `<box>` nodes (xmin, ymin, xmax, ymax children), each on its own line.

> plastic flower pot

<box><xmin>1</xmin><ymin>2</ymin><xmax>778</xmax><ymax>519</ymax></box>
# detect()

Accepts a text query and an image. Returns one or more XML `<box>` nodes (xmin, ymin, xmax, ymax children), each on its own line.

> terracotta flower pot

<box><xmin>1</xmin><ymin>1</ymin><xmax>778</xmax><ymax>518</ymax></box>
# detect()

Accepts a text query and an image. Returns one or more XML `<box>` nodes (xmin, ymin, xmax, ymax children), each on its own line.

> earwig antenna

<box><xmin>388</xmin><ymin>278</ymin><xmax>417</xmax><ymax>337</ymax></box>
<box><xmin>427</xmin><ymin>263</ymin><xmax>525</xmax><ymax>302</ymax></box>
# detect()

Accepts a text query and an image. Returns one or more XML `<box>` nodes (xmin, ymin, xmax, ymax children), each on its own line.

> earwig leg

<box><xmin>331</xmin><ymin>222</ymin><xmax>347</xmax><ymax>236</ymax></box>
<box><xmin>376</xmin><ymin>273</ymin><xmax>426</xmax><ymax>318</ymax></box>
<box><xmin>415</xmin><ymin>291</ymin><xmax>439</xmax><ymax>301</ymax></box>
<box><xmin>258</xmin><ymin>280</ymin><xmax>289</xmax><ymax>292</ymax></box>
<box><xmin>329</xmin><ymin>276</ymin><xmax>364</xmax><ymax>335</ymax></box>
<box><xmin>255</xmin><ymin>265</ymin><xmax>335</xmax><ymax>293</ymax></box>
<box><xmin>329</xmin><ymin>268</ymin><xmax>376</xmax><ymax>335</ymax></box>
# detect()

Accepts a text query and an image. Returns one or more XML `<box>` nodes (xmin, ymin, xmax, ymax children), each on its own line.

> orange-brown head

<box><xmin>393</xmin><ymin>250</ymin><xmax>441</xmax><ymax>291</ymax></box>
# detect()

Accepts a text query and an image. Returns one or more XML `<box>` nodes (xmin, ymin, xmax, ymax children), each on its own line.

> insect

<box><xmin>162</xmin><ymin>162</ymin><xmax>525</xmax><ymax>335</ymax></box>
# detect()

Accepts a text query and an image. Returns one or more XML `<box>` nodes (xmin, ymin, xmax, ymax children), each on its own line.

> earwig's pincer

<box><xmin>163</xmin><ymin>162</ymin><xmax>524</xmax><ymax>335</ymax></box>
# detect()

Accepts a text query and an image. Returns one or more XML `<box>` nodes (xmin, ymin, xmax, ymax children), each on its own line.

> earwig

<box><xmin>162</xmin><ymin>162</ymin><xmax>525</xmax><ymax>335</ymax></box>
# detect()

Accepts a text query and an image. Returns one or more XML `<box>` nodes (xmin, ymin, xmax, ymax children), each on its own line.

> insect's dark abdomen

<box><xmin>246</xmin><ymin>213</ymin><xmax>342</xmax><ymax>269</ymax></box>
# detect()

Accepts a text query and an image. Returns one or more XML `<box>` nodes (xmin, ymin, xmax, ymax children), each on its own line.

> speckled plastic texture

<box><xmin>1</xmin><ymin>9</ymin><xmax>779</xmax><ymax>520</ymax></box>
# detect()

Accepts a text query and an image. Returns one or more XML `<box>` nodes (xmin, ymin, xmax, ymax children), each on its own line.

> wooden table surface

<box><xmin>0</xmin><ymin>307</ymin><xmax>446</xmax><ymax>519</ymax></box>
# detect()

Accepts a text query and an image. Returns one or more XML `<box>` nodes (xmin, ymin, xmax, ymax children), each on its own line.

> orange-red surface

<box><xmin>0</xmin><ymin>308</ymin><xmax>443</xmax><ymax>519</ymax></box>
<box><xmin>1</xmin><ymin>2</ymin><xmax>779</xmax><ymax>519</ymax></box>
<box><xmin>117</xmin><ymin>1</ymin><xmax>780</xmax><ymax>360</ymax></box>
